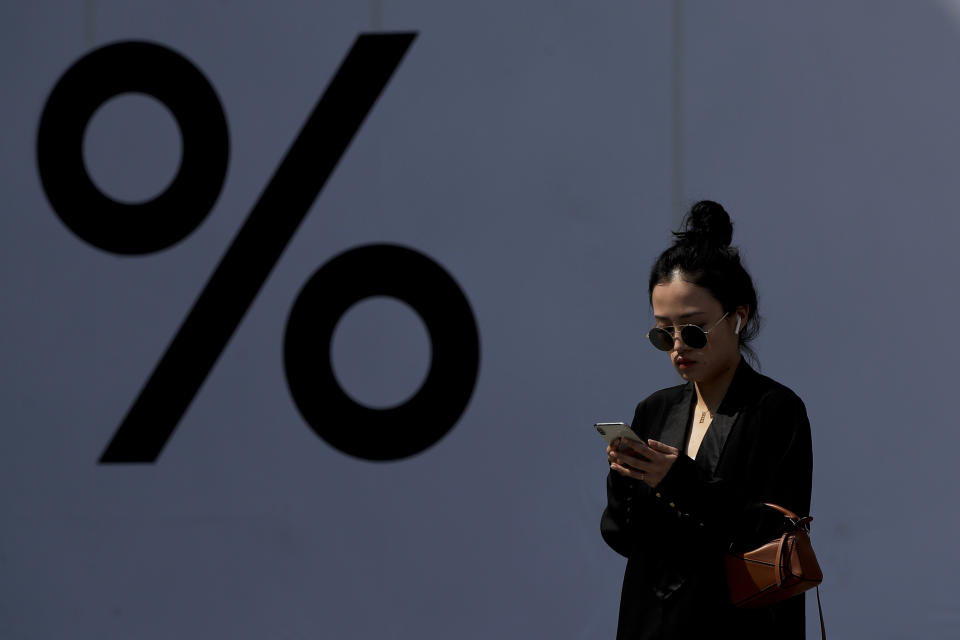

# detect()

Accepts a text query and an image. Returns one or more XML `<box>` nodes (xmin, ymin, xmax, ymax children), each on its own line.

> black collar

<box><xmin>659</xmin><ymin>359</ymin><xmax>757</xmax><ymax>475</ymax></box>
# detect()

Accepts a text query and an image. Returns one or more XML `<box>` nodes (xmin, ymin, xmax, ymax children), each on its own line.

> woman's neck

<box><xmin>694</xmin><ymin>353</ymin><xmax>742</xmax><ymax>412</ymax></box>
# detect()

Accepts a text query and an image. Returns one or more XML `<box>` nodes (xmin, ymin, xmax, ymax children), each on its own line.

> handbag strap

<box><xmin>762</xmin><ymin>502</ymin><xmax>813</xmax><ymax>531</ymax></box>
<box><xmin>774</xmin><ymin>532</ymin><xmax>788</xmax><ymax>588</ymax></box>
<box><xmin>762</xmin><ymin>502</ymin><xmax>799</xmax><ymax>519</ymax></box>
<box><xmin>816</xmin><ymin>586</ymin><xmax>826</xmax><ymax>640</ymax></box>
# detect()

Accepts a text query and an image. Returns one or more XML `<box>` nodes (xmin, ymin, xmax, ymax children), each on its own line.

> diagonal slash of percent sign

<box><xmin>37</xmin><ymin>34</ymin><xmax>481</xmax><ymax>463</ymax></box>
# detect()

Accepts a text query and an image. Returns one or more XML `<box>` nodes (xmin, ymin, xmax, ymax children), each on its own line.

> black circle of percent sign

<box><xmin>284</xmin><ymin>244</ymin><xmax>481</xmax><ymax>461</ymax></box>
<box><xmin>36</xmin><ymin>41</ymin><xmax>228</xmax><ymax>255</ymax></box>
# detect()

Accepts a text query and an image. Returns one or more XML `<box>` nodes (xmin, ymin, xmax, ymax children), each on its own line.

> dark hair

<box><xmin>648</xmin><ymin>200</ymin><xmax>761</xmax><ymax>361</ymax></box>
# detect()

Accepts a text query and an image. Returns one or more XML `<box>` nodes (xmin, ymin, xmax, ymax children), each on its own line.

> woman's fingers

<box><xmin>610</xmin><ymin>461</ymin><xmax>647</xmax><ymax>481</ymax></box>
<box><xmin>618</xmin><ymin>438</ymin><xmax>653</xmax><ymax>456</ymax></box>
<box><xmin>607</xmin><ymin>438</ymin><xmax>676</xmax><ymax>488</ymax></box>
<box><xmin>621</xmin><ymin>440</ymin><xmax>667</xmax><ymax>463</ymax></box>
<box><xmin>647</xmin><ymin>439</ymin><xmax>679</xmax><ymax>455</ymax></box>
<box><xmin>609</xmin><ymin>461</ymin><xmax>630</xmax><ymax>475</ymax></box>
<box><xmin>613</xmin><ymin>450</ymin><xmax>651</xmax><ymax>471</ymax></box>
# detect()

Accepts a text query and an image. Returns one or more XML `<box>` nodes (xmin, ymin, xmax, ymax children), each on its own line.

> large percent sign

<box><xmin>36</xmin><ymin>35</ymin><xmax>480</xmax><ymax>463</ymax></box>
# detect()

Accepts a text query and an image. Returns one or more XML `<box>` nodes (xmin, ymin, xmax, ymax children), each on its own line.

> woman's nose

<box><xmin>672</xmin><ymin>332</ymin><xmax>687</xmax><ymax>351</ymax></box>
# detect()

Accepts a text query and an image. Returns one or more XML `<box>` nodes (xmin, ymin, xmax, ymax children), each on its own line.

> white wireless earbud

<box><xmin>734</xmin><ymin>316</ymin><xmax>741</xmax><ymax>335</ymax></box>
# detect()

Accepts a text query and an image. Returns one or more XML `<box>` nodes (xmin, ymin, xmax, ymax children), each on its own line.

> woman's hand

<box><xmin>607</xmin><ymin>438</ymin><xmax>679</xmax><ymax>488</ymax></box>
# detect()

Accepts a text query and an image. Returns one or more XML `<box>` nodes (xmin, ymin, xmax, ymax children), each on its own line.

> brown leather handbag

<box><xmin>725</xmin><ymin>503</ymin><xmax>822</xmax><ymax>607</ymax></box>
<box><xmin>725</xmin><ymin>503</ymin><xmax>825</xmax><ymax>636</ymax></box>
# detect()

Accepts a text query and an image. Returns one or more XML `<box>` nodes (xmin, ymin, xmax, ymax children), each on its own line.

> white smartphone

<box><xmin>594</xmin><ymin>422</ymin><xmax>642</xmax><ymax>445</ymax></box>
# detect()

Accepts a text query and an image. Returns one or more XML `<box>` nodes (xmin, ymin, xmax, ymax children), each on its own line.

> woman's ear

<box><xmin>734</xmin><ymin>306</ymin><xmax>749</xmax><ymax>335</ymax></box>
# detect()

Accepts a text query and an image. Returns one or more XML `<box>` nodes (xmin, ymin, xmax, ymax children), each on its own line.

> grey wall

<box><xmin>3</xmin><ymin>1</ymin><xmax>958</xmax><ymax>638</ymax></box>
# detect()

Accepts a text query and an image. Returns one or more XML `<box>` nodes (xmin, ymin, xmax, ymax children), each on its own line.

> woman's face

<box><xmin>650</xmin><ymin>275</ymin><xmax>744</xmax><ymax>385</ymax></box>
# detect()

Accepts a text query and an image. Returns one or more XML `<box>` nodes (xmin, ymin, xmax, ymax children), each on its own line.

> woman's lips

<box><xmin>675</xmin><ymin>357</ymin><xmax>695</xmax><ymax>369</ymax></box>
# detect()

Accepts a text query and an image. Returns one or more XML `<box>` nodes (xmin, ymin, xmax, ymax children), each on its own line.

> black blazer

<box><xmin>601</xmin><ymin>360</ymin><xmax>813</xmax><ymax>640</ymax></box>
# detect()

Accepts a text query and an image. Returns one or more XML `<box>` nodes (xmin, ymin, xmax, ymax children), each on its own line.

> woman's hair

<box><xmin>648</xmin><ymin>200</ymin><xmax>761</xmax><ymax>361</ymax></box>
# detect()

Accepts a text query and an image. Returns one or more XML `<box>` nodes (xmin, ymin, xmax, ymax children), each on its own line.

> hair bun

<box><xmin>674</xmin><ymin>200</ymin><xmax>733</xmax><ymax>248</ymax></box>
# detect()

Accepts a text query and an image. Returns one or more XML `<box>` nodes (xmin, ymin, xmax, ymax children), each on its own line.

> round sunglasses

<box><xmin>646</xmin><ymin>312</ymin><xmax>729</xmax><ymax>351</ymax></box>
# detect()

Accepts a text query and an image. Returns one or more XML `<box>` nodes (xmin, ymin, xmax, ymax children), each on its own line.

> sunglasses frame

<box><xmin>646</xmin><ymin>311</ymin><xmax>730</xmax><ymax>351</ymax></box>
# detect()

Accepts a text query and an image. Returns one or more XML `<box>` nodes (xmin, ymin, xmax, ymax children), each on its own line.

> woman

<box><xmin>601</xmin><ymin>201</ymin><xmax>813</xmax><ymax>639</ymax></box>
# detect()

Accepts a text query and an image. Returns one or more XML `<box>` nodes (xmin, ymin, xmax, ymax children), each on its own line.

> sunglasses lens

<box><xmin>647</xmin><ymin>328</ymin><xmax>674</xmax><ymax>351</ymax></box>
<box><xmin>680</xmin><ymin>325</ymin><xmax>708</xmax><ymax>349</ymax></box>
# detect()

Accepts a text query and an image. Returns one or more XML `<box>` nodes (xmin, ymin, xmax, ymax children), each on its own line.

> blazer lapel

<box><xmin>697</xmin><ymin>359</ymin><xmax>755</xmax><ymax>475</ymax></box>
<box><xmin>659</xmin><ymin>382</ymin><xmax>694</xmax><ymax>450</ymax></box>
<box><xmin>697</xmin><ymin>410</ymin><xmax>737</xmax><ymax>476</ymax></box>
